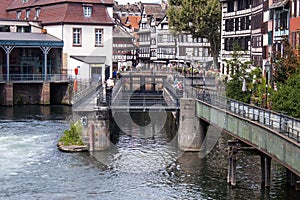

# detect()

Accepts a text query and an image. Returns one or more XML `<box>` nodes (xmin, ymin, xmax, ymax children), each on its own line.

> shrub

<box><xmin>59</xmin><ymin>121</ymin><xmax>84</xmax><ymax>146</ymax></box>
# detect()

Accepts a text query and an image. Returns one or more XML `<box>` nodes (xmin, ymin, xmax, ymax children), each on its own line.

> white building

<box><xmin>3</xmin><ymin>0</ymin><xmax>115</xmax><ymax>82</ymax></box>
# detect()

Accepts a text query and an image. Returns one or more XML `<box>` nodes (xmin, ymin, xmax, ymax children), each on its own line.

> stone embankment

<box><xmin>57</xmin><ymin>142</ymin><xmax>88</xmax><ymax>153</ymax></box>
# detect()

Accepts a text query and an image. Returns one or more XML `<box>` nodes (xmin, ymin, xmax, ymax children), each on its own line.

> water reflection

<box><xmin>0</xmin><ymin>106</ymin><xmax>299</xmax><ymax>199</ymax></box>
<box><xmin>0</xmin><ymin>105</ymin><xmax>72</xmax><ymax>120</ymax></box>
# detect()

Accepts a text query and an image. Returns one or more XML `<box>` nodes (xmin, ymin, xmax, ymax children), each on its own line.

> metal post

<box><xmin>2</xmin><ymin>46</ymin><xmax>14</xmax><ymax>81</ymax></box>
<box><xmin>40</xmin><ymin>46</ymin><xmax>51</xmax><ymax>81</ymax></box>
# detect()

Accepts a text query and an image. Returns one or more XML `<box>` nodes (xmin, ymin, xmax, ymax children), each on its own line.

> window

<box><xmin>35</xmin><ymin>8</ymin><xmax>41</xmax><ymax>19</ymax></box>
<box><xmin>25</xmin><ymin>9</ymin><xmax>30</xmax><ymax>19</ymax></box>
<box><xmin>16</xmin><ymin>11</ymin><xmax>21</xmax><ymax>19</ymax></box>
<box><xmin>227</xmin><ymin>1</ymin><xmax>234</xmax><ymax>12</ymax></box>
<box><xmin>95</xmin><ymin>29</ymin><xmax>103</xmax><ymax>46</ymax></box>
<box><xmin>73</xmin><ymin>28</ymin><xmax>81</xmax><ymax>46</ymax></box>
<box><xmin>22</xmin><ymin>0</ymin><xmax>28</xmax><ymax>3</ymax></box>
<box><xmin>83</xmin><ymin>6</ymin><xmax>92</xmax><ymax>17</ymax></box>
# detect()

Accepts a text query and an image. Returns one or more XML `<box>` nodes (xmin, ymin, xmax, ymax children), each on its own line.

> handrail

<box><xmin>197</xmin><ymin>90</ymin><xmax>300</xmax><ymax>143</ymax></box>
<box><xmin>0</xmin><ymin>74</ymin><xmax>72</xmax><ymax>82</ymax></box>
<box><xmin>73</xmin><ymin>82</ymin><xmax>100</xmax><ymax>107</ymax></box>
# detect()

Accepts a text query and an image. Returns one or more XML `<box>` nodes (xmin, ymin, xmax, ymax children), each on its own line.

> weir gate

<box><xmin>72</xmin><ymin>70</ymin><xmax>300</xmax><ymax>190</ymax></box>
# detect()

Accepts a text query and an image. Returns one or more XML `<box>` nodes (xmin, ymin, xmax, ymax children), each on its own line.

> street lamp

<box><xmin>264</xmin><ymin>61</ymin><xmax>271</xmax><ymax>108</ymax></box>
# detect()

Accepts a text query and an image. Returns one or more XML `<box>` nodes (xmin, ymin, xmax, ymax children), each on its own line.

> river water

<box><xmin>0</xmin><ymin>105</ymin><xmax>299</xmax><ymax>200</ymax></box>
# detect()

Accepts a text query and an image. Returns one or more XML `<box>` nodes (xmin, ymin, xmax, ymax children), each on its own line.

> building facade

<box><xmin>136</xmin><ymin>2</ymin><xmax>213</xmax><ymax>70</ymax></box>
<box><xmin>2</xmin><ymin>0</ymin><xmax>114</xmax><ymax>82</ymax></box>
<box><xmin>220</xmin><ymin>0</ymin><xmax>294</xmax><ymax>76</ymax></box>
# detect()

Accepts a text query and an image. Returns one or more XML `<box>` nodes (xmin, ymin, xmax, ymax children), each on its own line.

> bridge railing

<box><xmin>197</xmin><ymin>91</ymin><xmax>300</xmax><ymax>143</ymax></box>
<box><xmin>1</xmin><ymin>74</ymin><xmax>72</xmax><ymax>82</ymax></box>
<box><xmin>73</xmin><ymin>81</ymin><xmax>100</xmax><ymax>107</ymax></box>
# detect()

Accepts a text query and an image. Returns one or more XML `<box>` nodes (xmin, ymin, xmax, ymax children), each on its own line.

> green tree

<box><xmin>167</xmin><ymin>0</ymin><xmax>221</xmax><ymax>68</ymax></box>
<box><xmin>271</xmin><ymin>73</ymin><xmax>300</xmax><ymax>118</ymax></box>
<box><xmin>225</xmin><ymin>43</ymin><xmax>252</xmax><ymax>103</ymax></box>
<box><xmin>272</xmin><ymin>37</ymin><xmax>300</xmax><ymax>84</ymax></box>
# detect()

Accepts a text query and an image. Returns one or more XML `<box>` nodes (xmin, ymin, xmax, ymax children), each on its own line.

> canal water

<box><xmin>0</xmin><ymin>105</ymin><xmax>299</xmax><ymax>200</ymax></box>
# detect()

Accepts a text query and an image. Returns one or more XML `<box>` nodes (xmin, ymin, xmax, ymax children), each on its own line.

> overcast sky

<box><xmin>116</xmin><ymin>0</ymin><xmax>160</xmax><ymax>5</ymax></box>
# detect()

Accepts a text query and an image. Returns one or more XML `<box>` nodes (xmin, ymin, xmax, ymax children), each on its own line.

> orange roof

<box><xmin>127</xmin><ymin>16</ymin><xmax>141</xmax><ymax>29</ymax></box>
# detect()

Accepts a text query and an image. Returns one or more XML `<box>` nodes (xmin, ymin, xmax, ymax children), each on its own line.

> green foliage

<box><xmin>167</xmin><ymin>0</ymin><xmax>221</xmax><ymax>67</ymax></box>
<box><xmin>271</xmin><ymin>73</ymin><xmax>300</xmax><ymax>118</ymax></box>
<box><xmin>273</xmin><ymin>37</ymin><xmax>300</xmax><ymax>84</ymax></box>
<box><xmin>225</xmin><ymin>43</ymin><xmax>252</xmax><ymax>103</ymax></box>
<box><xmin>59</xmin><ymin>121</ymin><xmax>84</xmax><ymax>146</ymax></box>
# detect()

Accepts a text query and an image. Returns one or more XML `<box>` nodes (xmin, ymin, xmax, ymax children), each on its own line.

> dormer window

<box><xmin>25</xmin><ymin>9</ymin><xmax>30</xmax><ymax>19</ymax></box>
<box><xmin>22</xmin><ymin>0</ymin><xmax>28</xmax><ymax>3</ymax></box>
<box><xmin>83</xmin><ymin>5</ymin><xmax>92</xmax><ymax>17</ymax></box>
<box><xmin>16</xmin><ymin>10</ymin><xmax>21</xmax><ymax>19</ymax></box>
<box><xmin>35</xmin><ymin>8</ymin><xmax>41</xmax><ymax>19</ymax></box>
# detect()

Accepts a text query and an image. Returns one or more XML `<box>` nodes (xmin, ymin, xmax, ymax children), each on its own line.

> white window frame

<box><xmin>73</xmin><ymin>28</ymin><xmax>82</xmax><ymax>46</ymax></box>
<box><xmin>95</xmin><ymin>29</ymin><xmax>103</xmax><ymax>46</ymax></box>
<box><xmin>83</xmin><ymin>6</ymin><xmax>92</xmax><ymax>17</ymax></box>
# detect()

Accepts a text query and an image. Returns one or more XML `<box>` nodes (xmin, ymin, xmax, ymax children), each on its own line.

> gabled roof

<box><xmin>41</xmin><ymin>4</ymin><xmax>114</xmax><ymax>25</ymax></box>
<box><xmin>113</xmin><ymin>2</ymin><xmax>141</xmax><ymax>13</ymax></box>
<box><xmin>7</xmin><ymin>0</ymin><xmax>113</xmax><ymax>10</ymax></box>
<box><xmin>143</xmin><ymin>3</ymin><xmax>166</xmax><ymax>24</ymax></box>
<box><xmin>5</xmin><ymin>1</ymin><xmax>114</xmax><ymax>25</ymax></box>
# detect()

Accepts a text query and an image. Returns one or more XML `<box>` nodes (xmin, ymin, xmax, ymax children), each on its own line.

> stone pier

<box><xmin>2</xmin><ymin>83</ymin><xmax>13</xmax><ymax>106</ymax></box>
<box><xmin>82</xmin><ymin>107</ymin><xmax>111</xmax><ymax>151</ymax></box>
<box><xmin>178</xmin><ymin>98</ymin><xmax>208</xmax><ymax>151</ymax></box>
<box><xmin>40</xmin><ymin>82</ymin><xmax>50</xmax><ymax>105</ymax></box>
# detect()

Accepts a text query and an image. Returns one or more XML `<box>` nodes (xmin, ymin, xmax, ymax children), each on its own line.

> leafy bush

<box><xmin>59</xmin><ymin>121</ymin><xmax>84</xmax><ymax>146</ymax></box>
<box><xmin>272</xmin><ymin>73</ymin><xmax>300</xmax><ymax>118</ymax></box>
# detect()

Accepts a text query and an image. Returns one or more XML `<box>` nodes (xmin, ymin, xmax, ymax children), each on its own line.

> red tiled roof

<box><xmin>127</xmin><ymin>16</ymin><xmax>141</xmax><ymax>29</ymax></box>
<box><xmin>7</xmin><ymin>0</ymin><xmax>113</xmax><ymax>10</ymax></box>
<box><xmin>0</xmin><ymin>0</ymin><xmax>14</xmax><ymax>18</ymax></box>
<box><xmin>143</xmin><ymin>3</ymin><xmax>166</xmax><ymax>22</ymax></box>
<box><xmin>119</xmin><ymin>16</ymin><xmax>141</xmax><ymax>29</ymax></box>
<box><xmin>5</xmin><ymin>1</ymin><xmax>114</xmax><ymax>25</ymax></box>
<box><xmin>60</xmin><ymin>3</ymin><xmax>114</xmax><ymax>25</ymax></box>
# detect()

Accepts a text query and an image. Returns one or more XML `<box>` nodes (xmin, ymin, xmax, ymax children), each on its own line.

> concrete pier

<box><xmin>178</xmin><ymin>98</ymin><xmax>208</xmax><ymax>151</ymax></box>
<box><xmin>82</xmin><ymin>107</ymin><xmax>111</xmax><ymax>151</ymax></box>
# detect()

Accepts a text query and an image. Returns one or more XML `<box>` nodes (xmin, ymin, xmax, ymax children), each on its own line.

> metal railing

<box><xmin>73</xmin><ymin>81</ymin><xmax>100</xmax><ymax>107</ymax></box>
<box><xmin>0</xmin><ymin>74</ymin><xmax>72</xmax><ymax>82</ymax></box>
<box><xmin>197</xmin><ymin>89</ymin><xmax>300</xmax><ymax>143</ymax></box>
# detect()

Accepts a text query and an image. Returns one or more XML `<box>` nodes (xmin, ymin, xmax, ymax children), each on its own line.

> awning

<box><xmin>0</xmin><ymin>32</ymin><xmax>63</xmax><ymax>47</ymax></box>
<box><xmin>153</xmin><ymin>60</ymin><xmax>167</xmax><ymax>63</ymax></box>
<box><xmin>70</xmin><ymin>56</ymin><xmax>106</xmax><ymax>64</ymax></box>
<box><xmin>269</xmin><ymin>0</ymin><xmax>289</xmax><ymax>9</ymax></box>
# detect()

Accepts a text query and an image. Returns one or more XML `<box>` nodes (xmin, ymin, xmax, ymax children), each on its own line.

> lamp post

<box><xmin>264</xmin><ymin>61</ymin><xmax>271</xmax><ymax>108</ymax></box>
